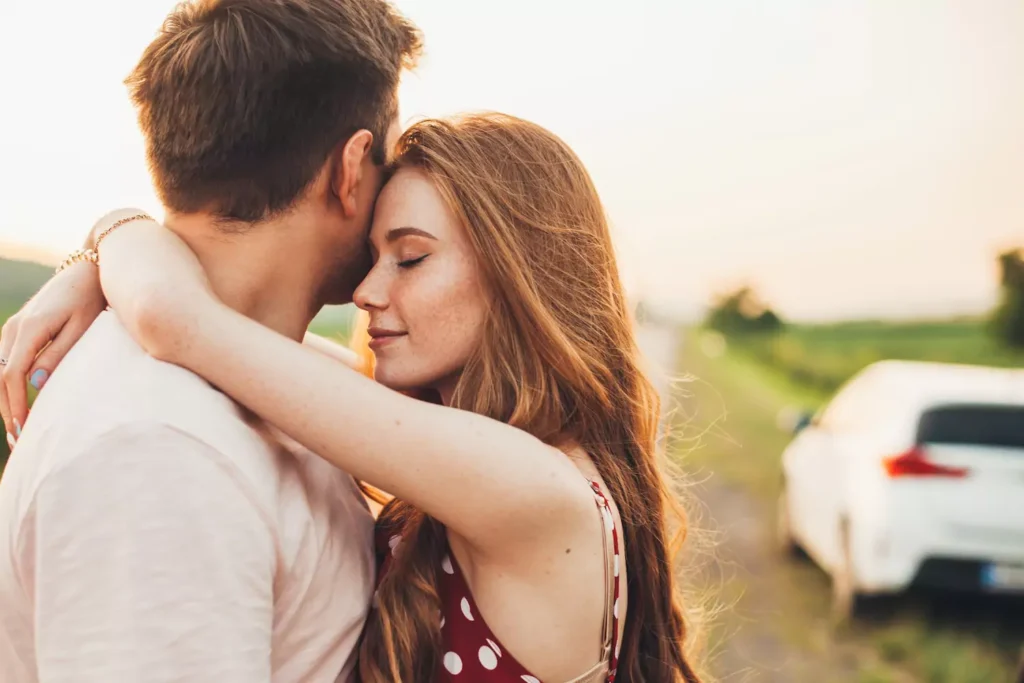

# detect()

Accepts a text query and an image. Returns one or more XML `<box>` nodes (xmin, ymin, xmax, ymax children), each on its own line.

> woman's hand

<box><xmin>0</xmin><ymin>261</ymin><xmax>106</xmax><ymax>438</ymax></box>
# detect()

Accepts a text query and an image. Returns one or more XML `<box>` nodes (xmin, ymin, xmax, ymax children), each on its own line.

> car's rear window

<box><xmin>917</xmin><ymin>404</ymin><xmax>1024</xmax><ymax>450</ymax></box>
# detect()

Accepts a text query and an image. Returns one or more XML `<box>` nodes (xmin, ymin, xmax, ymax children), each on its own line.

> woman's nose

<box><xmin>353</xmin><ymin>268</ymin><xmax>387</xmax><ymax>311</ymax></box>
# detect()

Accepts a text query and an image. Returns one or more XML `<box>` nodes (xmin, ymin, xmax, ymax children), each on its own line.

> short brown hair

<box><xmin>127</xmin><ymin>0</ymin><xmax>421</xmax><ymax>222</ymax></box>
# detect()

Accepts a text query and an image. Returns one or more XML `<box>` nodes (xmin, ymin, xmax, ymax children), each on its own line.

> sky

<box><xmin>1</xmin><ymin>0</ymin><xmax>1022</xmax><ymax>321</ymax></box>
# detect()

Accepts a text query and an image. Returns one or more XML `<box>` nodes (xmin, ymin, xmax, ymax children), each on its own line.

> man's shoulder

<box><xmin>49</xmin><ymin>312</ymin><xmax>229</xmax><ymax>410</ymax></box>
<box><xmin>15</xmin><ymin>313</ymin><xmax>287</xmax><ymax>508</ymax></box>
<box><xmin>31</xmin><ymin>312</ymin><xmax>256</xmax><ymax>449</ymax></box>
<box><xmin>5</xmin><ymin>417</ymin><xmax>286</xmax><ymax>549</ymax></box>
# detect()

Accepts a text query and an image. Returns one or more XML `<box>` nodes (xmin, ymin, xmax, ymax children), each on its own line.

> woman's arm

<box><xmin>100</xmin><ymin>220</ymin><xmax>593</xmax><ymax>557</ymax></box>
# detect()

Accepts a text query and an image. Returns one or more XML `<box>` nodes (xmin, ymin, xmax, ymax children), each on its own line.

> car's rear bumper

<box><xmin>852</xmin><ymin>523</ymin><xmax>1024</xmax><ymax>595</ymax></box>
<box><xmin>912</xmin><ymin>556</ymin><xmax>1024</xmax><ymax>594</ymax></box>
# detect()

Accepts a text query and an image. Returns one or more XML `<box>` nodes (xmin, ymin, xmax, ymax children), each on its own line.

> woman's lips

<box><xmin>367</xmin><ymin>329</ymin><xmax>407</xmax><ymax>349</ymax></box>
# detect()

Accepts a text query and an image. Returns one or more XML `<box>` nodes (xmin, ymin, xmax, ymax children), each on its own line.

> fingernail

<box><xmin>30</xmin><ymin>369</ymin><xmax>49</xmax><ymax>390</ymax></box>
<box><xmin>14</xmin><ymin>420</ymin><xmax>22</xmax><ymax>438</ymax></box>
<box><xmin>6</xmin><ymin>432</ymin><xmax>15</xmax><ymax>450</ymax></box>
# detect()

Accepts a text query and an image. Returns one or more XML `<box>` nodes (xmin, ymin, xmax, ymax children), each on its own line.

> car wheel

<box><xmin>776</xmin><ymin>483</ymin><xmax>801</xmax><ymax>557</ymax></box>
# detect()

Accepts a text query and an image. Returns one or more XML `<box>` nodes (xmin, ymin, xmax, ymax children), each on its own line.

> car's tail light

<box><xmin>883</xmin><ymin>446</ymin><xmax>968</xmax><ymax>478</ymax></box>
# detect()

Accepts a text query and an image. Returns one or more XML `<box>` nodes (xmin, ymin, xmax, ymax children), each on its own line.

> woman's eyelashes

<box><xmin>397</xmin><ymin>254</ymin><xmax>429</xmax><ymax>269</ymax></box>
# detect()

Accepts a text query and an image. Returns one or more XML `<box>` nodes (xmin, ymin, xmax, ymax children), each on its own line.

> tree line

<box><xmin>705</xmin><ymin>248</ymin><xmax>1024</xmax><ymax>350</ymax></box>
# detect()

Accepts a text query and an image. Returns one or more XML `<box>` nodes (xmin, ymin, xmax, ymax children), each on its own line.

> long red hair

<box><xmin>357</xmin><ymin>113</ymin><xmax>704</xmax><ymax>683</ymax></box>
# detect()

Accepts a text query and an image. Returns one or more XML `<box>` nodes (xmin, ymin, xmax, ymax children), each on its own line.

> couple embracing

<box><xmin>0</xmin><ymin>1</ymin><xmax>703</xmax><ymax>682</ymax></box>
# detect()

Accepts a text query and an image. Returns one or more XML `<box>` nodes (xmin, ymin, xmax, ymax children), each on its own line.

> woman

<box><xmin>1</xmin><ymin>114</ymin><xmax>702</xmax><ymax>682</ymax></box>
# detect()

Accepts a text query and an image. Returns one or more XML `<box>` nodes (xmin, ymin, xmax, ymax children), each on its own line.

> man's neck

<box><xmin>164</xmin><ymin>213</ymin><xmax>325</xmax><ymax>341</ymax></box>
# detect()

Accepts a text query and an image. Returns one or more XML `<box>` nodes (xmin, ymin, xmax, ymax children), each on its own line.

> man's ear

<box><xmin>332</xmin><ymin>129</ymin><xmax>374</xmax><ymax>217</ymax></box>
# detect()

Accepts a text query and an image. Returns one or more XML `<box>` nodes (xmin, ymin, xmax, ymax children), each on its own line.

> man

<box><xmin>0</xmin><ymin>1</ymin><xmax>421</xmax><ymax>681</ymax></box>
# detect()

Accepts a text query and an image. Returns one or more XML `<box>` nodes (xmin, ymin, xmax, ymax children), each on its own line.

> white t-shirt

<box><xmin>0</xmin><ymin>312</ymin><xmax>375</xmax><ymax>683</ymax></box>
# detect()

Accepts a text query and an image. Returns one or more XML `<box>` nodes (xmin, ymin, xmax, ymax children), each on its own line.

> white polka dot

<box><xmin>522</xmin><ymin>677</ymin><xmax>541</xmax><ymax>683</ymax></box>
<box><xmin>486</xmin><ymin>638</ymin><xmax>502</xmax><ymax>657</ymax></box>
<box><xmin>614</xmin><ymin>554</ymin><xmax>620</xmax><ymax>577</ymax></box>
<box><xmin>460</xmin><ymin>597</ymin><xmax>474</xmax><ymax>621</ymax></box>
<box><xmin>613</xmin><ymin>598</ymin><xmax>620</xmax><ymax>619</ymax></box>
<box><xmin>443</xmin><ymin>652</ymin><xmax>463</xmax><ymax>674</ymax></box>
<box><xmin>441</xmin><ymin>554</ymin><xmax>454</xmax><ymax>575</ymax></box>
<box><xmin>478</xmin><ymin>645</ymin><xmax>498</xmax><ymax>670</ymax></box>
<box><xmin>388</xmin><ymin>535</ymin><xmax>402</xmax><ymax>557</ymax></box>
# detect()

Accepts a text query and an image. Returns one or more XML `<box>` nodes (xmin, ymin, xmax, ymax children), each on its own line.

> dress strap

<box><xmin>588</xmin><ymin>479</ymin><xmax>623</xmax><ymax>682</ymax></box>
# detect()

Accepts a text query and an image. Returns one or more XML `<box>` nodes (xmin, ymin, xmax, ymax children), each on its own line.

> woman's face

<box><xmin>353</xmin><ymin>168</ymin><xmax>489</xmax><ymax>400</ymax></box>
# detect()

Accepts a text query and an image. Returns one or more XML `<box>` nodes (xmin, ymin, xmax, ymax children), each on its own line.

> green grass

<box><xmin>675</xmin><ymin>327</ymin><xmax>1022</xmax><ymax>682</ymax></box>
<box><xmin>0</xmin><ymin>258</ymin><xmax>51</xmax><ymax>307</ymax></box>
<box><xmin>732</xmin><ymin>320</ymin><xmax>1024</xmax><ymax>396</ymax></box>
<box><xmin>307</xmin><ymin>304</ymin><xmax>357</xmax><ymax>339</ymax></box>
<box><xmin>870</xmin><ymin>620</ymin><xmax>1014</xmax><ymax>683</ymax></box>
<box><xmin>856</xmin><ymin>668</ymin><xmax>898</xmax><ymax>683</ymax></box>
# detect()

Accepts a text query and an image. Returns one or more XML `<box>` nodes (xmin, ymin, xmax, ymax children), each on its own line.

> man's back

<box><xmin>0</xmin><ymin>312</ymin><xmax>374</xmax><ymax>683</ymax></box>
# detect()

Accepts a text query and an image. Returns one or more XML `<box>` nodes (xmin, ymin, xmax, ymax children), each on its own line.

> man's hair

<box><xmin>127</xmin><ymin>0</ymin><xmax>422</xmax><ymax>222</ymax></box>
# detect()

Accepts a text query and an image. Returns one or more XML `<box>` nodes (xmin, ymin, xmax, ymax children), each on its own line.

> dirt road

<box><xmin>636</xmin><ymin>322</ymin><xmax>859</xmax><ymax>682</ymax></box>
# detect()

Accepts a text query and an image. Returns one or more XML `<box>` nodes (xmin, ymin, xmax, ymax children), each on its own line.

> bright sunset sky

<box><xmin>1</xmin><ymin>0</ymin><xmax>1022</xmax><ymax>320</ymax></box>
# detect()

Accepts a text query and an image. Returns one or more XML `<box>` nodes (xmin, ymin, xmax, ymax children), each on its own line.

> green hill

<box><xmin>0</xmin><ymin>257</ymin><xmax>51</xmax><ymax>315</ymax></box>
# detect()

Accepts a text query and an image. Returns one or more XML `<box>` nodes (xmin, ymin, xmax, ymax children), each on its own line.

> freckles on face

<box><xmin>355</xmin><ymin>168</ymin><xmax>489</xmax><ymax>392</ymax></box>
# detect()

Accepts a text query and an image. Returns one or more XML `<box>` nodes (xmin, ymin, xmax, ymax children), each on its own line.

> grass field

<box><xmin>732</xmin><ymin>320</ymin><xmax>1024</xmax><ymax>396</ymax></box>
<box><xmin>675</xmin><ymin>327</ymin><xmax>1023</xmax><ymax>682</ymax></box>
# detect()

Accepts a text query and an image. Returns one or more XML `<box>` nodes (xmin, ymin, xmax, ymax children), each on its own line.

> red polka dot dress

<box><xmin>375</xmin><ymin>480</ymin><xmax>624</xmax><ymax>683</ymax></box>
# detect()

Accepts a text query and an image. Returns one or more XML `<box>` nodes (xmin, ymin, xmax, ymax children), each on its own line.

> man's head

<box><xmin>127</xmin><ymin>0</ymin><xmax>422</xmax><ymax>302</ymax></box>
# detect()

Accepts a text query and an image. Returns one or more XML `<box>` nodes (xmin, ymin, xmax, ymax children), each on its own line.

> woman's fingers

<box><xmin>3</xmin><ymin>314</ymin><xmax>65</xmax><ymax>441</ymax></box>
<box><xmin>28</xmin><ymin>320</ymin><xmax>88</xmax><ymax>393</ymax></box>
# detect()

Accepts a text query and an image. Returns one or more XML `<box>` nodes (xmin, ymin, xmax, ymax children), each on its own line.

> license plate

<box><xmin>981</xmin><ymin>562</ymin><xmax>1024</xmax><ymax>591</ymax></box>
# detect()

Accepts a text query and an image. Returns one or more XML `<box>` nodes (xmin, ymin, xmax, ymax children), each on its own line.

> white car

<box><xmin>777</xmin><ymin>360</ymin><xmax>1024</xmax><ymax>617</ymax></box>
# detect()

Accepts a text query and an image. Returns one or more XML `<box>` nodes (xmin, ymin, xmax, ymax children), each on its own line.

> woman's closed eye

<box><xmin>397</xmin><ymin>254</ymin><xmax>429</xmax><ymax>269</ymax></box>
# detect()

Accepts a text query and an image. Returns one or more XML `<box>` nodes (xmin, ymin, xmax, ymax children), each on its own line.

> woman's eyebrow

<box><xmin>385</xmin><ymin>226</ymin><xmax>438</xmax><ymax>243</ymax></box>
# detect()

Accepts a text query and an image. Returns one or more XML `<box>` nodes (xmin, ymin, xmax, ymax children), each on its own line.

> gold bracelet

<box><xmin>56</xmin><ymin>248</ymin><xmax>99</xmax><ymax>274</ymax></box>
<box><xmin>93</xmin><ymin>212</ymin><xmax>154</xmax><ymax>255</ymax></box>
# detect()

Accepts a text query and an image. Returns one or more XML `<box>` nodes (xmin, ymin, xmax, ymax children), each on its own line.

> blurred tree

<box><xmin>756</xmin><ymin>309</ymin><xmax>782</xmax><ymax>331</ymax></box>
<box><xmin>634</xmin><ymin>300</ymin><xmax>648</xmax><ymax>324</ymax></box>
<box><xmin>705</xmin><ymin>286</ymin><xmax>784</xmax><ymax>334</ymax></box>
<box><xmin>992</xmin><ymin>249</ymin><xmax>1024</xmax><ymax>349</ymax></box>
